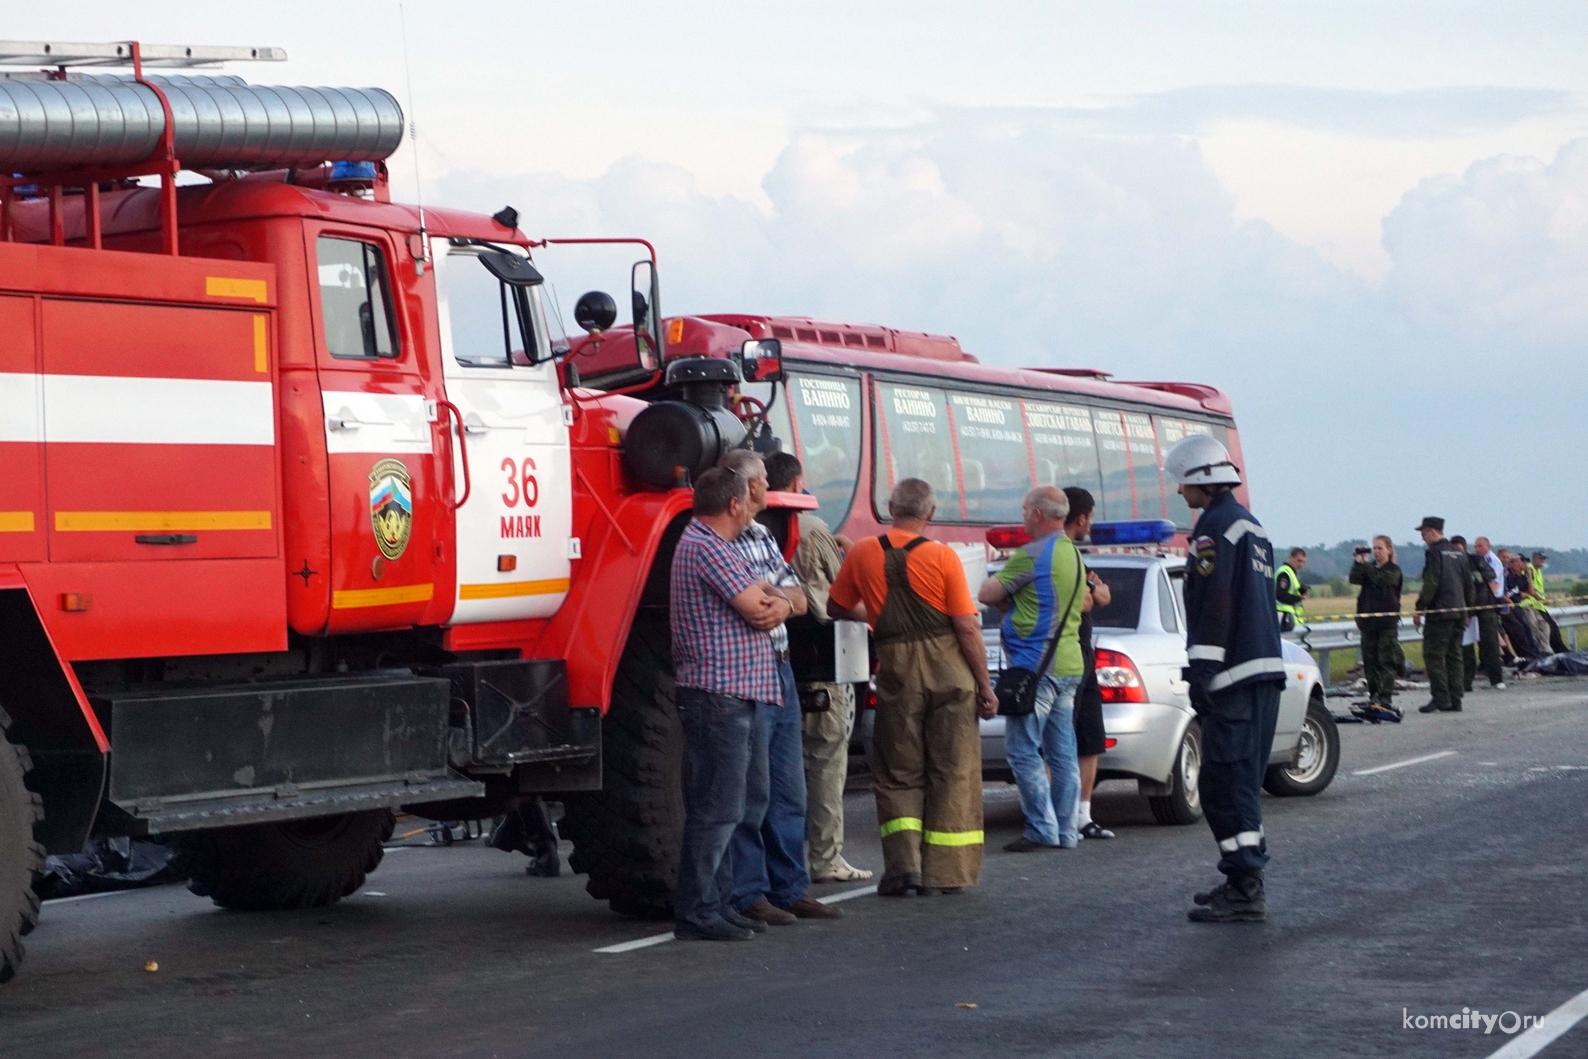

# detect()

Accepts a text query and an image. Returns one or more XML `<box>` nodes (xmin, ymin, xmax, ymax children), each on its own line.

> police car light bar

<box><xmin>985</xmin><ymin>525</ymin><xmax>1030</xmax><ymax>549</ymax></box>
<box><xmin>1088</xmin><ymin>520</ymin><xmax>1178</xmax><ymax>546</ymax></box>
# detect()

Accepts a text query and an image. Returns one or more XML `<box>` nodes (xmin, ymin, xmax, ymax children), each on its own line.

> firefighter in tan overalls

<box><xmin>827</xmin><ymin>478</ymin><xmax>998</xmax><ymax>896</ymax></box>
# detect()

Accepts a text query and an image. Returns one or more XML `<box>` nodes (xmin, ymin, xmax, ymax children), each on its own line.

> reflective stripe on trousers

<box><xmin>1218</xmin><ymin>828</ymin><xmax>1264</xmax><ymax>852</ymax></box>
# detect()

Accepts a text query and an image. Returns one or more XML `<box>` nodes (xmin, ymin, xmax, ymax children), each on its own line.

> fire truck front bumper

<box><xmin>93</xmin><ymin>672</ymin><xmax>484</xmax><ymax>835</ymax></box>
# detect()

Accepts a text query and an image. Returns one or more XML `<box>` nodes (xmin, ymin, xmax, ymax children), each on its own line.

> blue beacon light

<box><xmin>1088</xmin><ymin>519</ymin><xmax>1178</xmax><ymax>546</ymax></box>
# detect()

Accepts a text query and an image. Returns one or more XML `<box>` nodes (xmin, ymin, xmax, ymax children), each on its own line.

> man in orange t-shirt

<box><xmin>828</xmin><ymin>478</ymin><xmax>995</xmax><ymax>896</ymax></box>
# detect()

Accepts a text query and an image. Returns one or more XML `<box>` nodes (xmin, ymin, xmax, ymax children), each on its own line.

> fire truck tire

<box><xmin>1</xmin><ymin>706</ymin><xmax>46</xmax><ymax>985</ymax></box>
<box><xmin>561</xmin><ymin>609</ymin><xmax>685</xmax><ymax>920</ymax></box>
<box><xmin>184</xmin><ymin>809</ymin><xmax>395</xmax><ymax>912</ymax></box>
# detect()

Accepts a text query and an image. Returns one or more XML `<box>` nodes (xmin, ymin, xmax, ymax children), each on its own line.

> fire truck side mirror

<box><xmin>737</xmin><ymin>338</ymin><xmax>785</xmax><ymax>384</ymax></box>
<box><xmin>631</xmin><ymin>259</ymin><xmax>661</xmax><ymax>371</ymax></box>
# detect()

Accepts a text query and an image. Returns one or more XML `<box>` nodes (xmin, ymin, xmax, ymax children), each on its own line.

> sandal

<box><xmin>812</xmin><ymin>858</ymin><xmax>874</xmax><ymax>883</ymax></box>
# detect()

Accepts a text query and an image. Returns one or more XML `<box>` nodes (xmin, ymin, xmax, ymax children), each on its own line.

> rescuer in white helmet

<box><xmin>1164</xmin><ymin>433</ymin><xmax>1287</xmax><ymax>923</ymax></box>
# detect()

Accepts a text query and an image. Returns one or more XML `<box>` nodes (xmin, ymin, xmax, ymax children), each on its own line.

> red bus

<box><xmin>581</xmin><ymin>312</ymin><xmax>1248</xmax><ymax>551</ymax></box>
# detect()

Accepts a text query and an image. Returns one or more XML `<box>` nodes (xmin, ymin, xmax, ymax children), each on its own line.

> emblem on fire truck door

<box><xmin>369</xmin><ymin>459</ymin><xmax>414</xmax><ymax>561</ymax></box>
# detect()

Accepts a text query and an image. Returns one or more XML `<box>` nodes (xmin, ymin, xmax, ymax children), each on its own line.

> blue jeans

<box><xmin>732</xmin><ymin>661</ymin><xmax>811</xmax><ymax>910</ymax></box>
<box><xmin>674</xmin><ymin>686</ymin><xmax>761</xmax><ymax>930</ymax></box>
<box><xmin>1004</xmin><ymin>675</ymin><xmax>1083</xmax><ymax>847</ymax></box>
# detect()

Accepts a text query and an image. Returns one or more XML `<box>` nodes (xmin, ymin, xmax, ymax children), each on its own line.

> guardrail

<box><xmin>1284</xmin><ymin>605</ymin><xmax>1588</xmax><ymax>684</ymax></box>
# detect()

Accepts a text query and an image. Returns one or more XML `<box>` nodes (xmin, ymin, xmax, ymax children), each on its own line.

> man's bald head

<box><xmin>1022</xmin><ymin>486</ymin><xmax>1069</xmax><ymax>537</ymax></box>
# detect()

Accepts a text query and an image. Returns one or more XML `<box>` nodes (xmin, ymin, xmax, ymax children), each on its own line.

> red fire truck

<box><xmin>0</xmin><ymin>40</ymin><xmax>810</xmax><ymax>982</ymax></box>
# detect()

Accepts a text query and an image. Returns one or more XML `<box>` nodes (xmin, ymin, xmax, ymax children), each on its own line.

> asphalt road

<box><xmin>5</xmin><ymin>678</ymin><xmax>1588</xmax><ymax>1059</ymax></box>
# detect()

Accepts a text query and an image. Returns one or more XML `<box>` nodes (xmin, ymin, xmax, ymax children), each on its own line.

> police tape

<box><xmin>1298</xmin><ymin>595</ymin><xmax>1588</xmax><ymax>623</ymax></box>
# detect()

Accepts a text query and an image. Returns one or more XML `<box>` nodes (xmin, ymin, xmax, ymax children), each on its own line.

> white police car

<box><xmin>979</xmin><ymin>520</ymin><xmax>1338</xmax><ymax>824</ymax></box>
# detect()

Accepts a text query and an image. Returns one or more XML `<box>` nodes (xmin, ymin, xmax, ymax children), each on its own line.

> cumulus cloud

<box><xmin>433</xmin><ymin>115</ymin><xmax>1587</xmax><ymax>545</ymax></box>
<box><xmin>1383</xmin><ymin>138</ymin><xmax>1588</xmax><ymax>346</ymax></box>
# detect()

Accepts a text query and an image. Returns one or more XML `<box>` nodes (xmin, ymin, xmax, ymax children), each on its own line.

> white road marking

<box><xmin>1485</xmin><ymin>984</ymin><xmax>1588</xmax><ymax>1059</ymax></box>
<box><xmin>42</xmin><ymin>889</ymin><xmax>137</xmax><ymax>906</ymax></box>
<box><xmin>818</xmin><ymin>884</ymin><xmax>878</xmax><ymax>905</ymax></box>
<box><xmin>1353</xmin><ymin>750</ymin><xmax>1458</xmax><ymax>777</ymax></box>
<box><xmin>595</xmin><ymin>885</ymin><xmax>879</xmax><ymax>954</ymax></box>
<box><xmin>594</xmin><ymin>931</ymin><xmax>674</xmax><ymax>954</ymax></box>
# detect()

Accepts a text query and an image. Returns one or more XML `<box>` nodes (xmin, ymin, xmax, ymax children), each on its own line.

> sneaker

<box><xmin>1080</xmin><ymin>821</ymin><xmax>1116</xmax><ymax>840</ymax></box>
<box><xmin>1493</xmin><ymin>682</ymin><xmax>1507</xmax><ymax>690</ymax></box>
<box><xmin>1003</xmin><ymin>836</ymin><xmax>1064</xmax><ymax>853</ymax></box>
<box><xmin>738</xmin><ymin>898</ymin><xmax>797</xmax><ymax>926</ymax></box>
<box><xmin>722</xmin><ymin>907</ymin><xmax>767</xmax><ymax>933</ymax></box>
<box><xmin>675</xmin><ymin>919</ymin><xmax>756</xmax><ymax>942</ymax></box>
<box><xmin>1188</xmin><ymin>874</ymin><xmax>1266</xmax><ymax>923</ymax></box>
<box><xmin>776</xmin><ymin>895</ymin><xmax>842</xmax><ymax>919</ymax></box>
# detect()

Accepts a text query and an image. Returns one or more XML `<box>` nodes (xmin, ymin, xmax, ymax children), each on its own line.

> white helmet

<box><xmin>1165</xmin><ymin>433</ymin><xmax>1242</xmax><ymax>486</ymax></box>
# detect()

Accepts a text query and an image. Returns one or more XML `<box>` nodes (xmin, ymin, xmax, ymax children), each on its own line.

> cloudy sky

<box><xmin>25</xmin><ymin>2</ymin><xmax>1588</xmax><ymax>545</ymax></box>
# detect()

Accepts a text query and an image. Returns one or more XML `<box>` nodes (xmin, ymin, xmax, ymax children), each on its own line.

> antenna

<box><xmin>397</xmin><ymin>5</ymin><xmax>428</xmax><ymax>274</ymax></box>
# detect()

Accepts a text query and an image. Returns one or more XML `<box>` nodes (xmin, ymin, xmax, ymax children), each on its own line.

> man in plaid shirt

<box><xmin>671</xmin><ymin>467</ymin><xmax>791</xmax><ymax>941</ymax></box>
<box><xmin>720</xmin><ymin>451</ymin><xmax>841</xmax><ymax>926</ymax></box>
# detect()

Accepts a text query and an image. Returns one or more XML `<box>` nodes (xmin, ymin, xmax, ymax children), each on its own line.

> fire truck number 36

<box><xmin>499</xmin><ymin>457</ymin><xmax>542</xmax><ymax>539</ymax></box>
<box><xmin>501</xmin><ymin>457</ymin><xmax>539</xmax><ymax>508</ymax></box>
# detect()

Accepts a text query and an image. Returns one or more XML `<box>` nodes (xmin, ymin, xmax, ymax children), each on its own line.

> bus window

<box><xmin>1092</xmin><ymin>408</ymin><xmax>1133</xmax><ymax>520</ymax></box>
<box><xmin>1124</xmin><ymin>412</ymin><xmax>1165</xmax><ymax>520</ymax></box>
<box><xmin>784</xmin><ymin>374</ymin><xmax>863</xmax><ymax>526</ymax></box>
<box><xmin>948</xmin><ymin>391</ymin><xmax>1026</xmax><ymax>521</ymax></box>
<box><xmin>1024</xmin><ymin>400</ymin><xmax>1103</xmax><ymax>504</ymax></box>
<box><xmin>874</xmin><ymin>380</ymin><xmax>962</xmax><ymax>520</ymax></box>
<box><xmin>1155</xmin><ymin>415</ymin><xmax>1196</xmax><ymax>529</ymax></box>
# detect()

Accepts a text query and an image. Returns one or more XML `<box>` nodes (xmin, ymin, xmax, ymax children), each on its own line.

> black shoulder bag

<box><xmin>994</xmin><ymin>545</ymin><xmax>1083</xmax><ymax>717</ymax></box>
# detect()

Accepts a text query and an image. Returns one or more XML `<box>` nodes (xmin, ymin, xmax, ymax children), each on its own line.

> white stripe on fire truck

<box><xmin>38</xmin><ymin>374</ymin><xmax>275</xmax><ymax>446</ymax></box>
<box><xmin>321</xmin><ymin>390</ymin><xmax>434</xmax><ymax>455</ymax></box>
<box><xmin>0</xmin><ymin>372</ymin><xmax>42</xmax><ymax>443</ymax></box>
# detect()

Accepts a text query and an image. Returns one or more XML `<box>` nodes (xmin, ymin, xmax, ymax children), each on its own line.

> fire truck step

<box><xmin>115</xmin><ymin>775</ymin><xmax>485</xmax><ymax>835</ymax></box>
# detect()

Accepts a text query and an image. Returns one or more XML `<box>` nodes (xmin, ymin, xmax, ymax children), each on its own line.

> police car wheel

<box><xmin>1264</xmin><ymin>693</ymin><xmax>1340</xmax><ymax>797</ymax></box>
<box><xmin>0</xmin><ymin>707</ymin><xmax>45</xmax><ymax>984</ymax></box>
<box><xmin>184</xmin><ymin>809</ymin><xmax>394</xmax><ymax>911</ymax></box>
<box><xmin>1149</xmin><ymin>720</ymin><xmax>1204</xmax><ymax>825</ymax></box>
<box><xmin>560</xmin><ymin>608</ymin><xmax>685</xmax><ymax>920</ymax></box>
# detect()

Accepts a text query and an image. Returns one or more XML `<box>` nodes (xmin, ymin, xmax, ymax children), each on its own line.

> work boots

<box><xmin>1189</xmin><ymin>872</ymin><xmax>1266</xmax><ymax>923</ymax></box>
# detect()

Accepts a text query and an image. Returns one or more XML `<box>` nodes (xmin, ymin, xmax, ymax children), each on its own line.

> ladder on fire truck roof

<box><xmin>0</xmin><ymin>40</ymin><xmax>287</xmax><ymax>255</ymax></box>
<box><xmin>0</xmin><ymin>40</ymin><xmax>285</xmax><ymax>69</ymax></box>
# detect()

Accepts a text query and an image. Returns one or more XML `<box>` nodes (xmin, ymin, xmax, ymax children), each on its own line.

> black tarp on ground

<box><xmin>33</xmin><ymin>838</ymin><xmax>188</xmax><ymax>899</ymax></box>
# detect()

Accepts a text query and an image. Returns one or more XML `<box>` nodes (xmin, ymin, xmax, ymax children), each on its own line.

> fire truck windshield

<box><xmin>441</xmin><ymin>248</ymin><xmax>551</xmax><ymax>368</ymax></box>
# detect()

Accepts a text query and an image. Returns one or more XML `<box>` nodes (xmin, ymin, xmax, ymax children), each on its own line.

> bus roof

<box><xmin>577</xmin><ymin>312</ymin><xmax>1233</xmax><ymax>418</ymax></box>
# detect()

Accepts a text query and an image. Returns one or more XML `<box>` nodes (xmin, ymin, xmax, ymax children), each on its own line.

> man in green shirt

<box><xmin>978</xmin><ymin>486</ymin><xmax>1090</xmax><ymax>851</ymax></box>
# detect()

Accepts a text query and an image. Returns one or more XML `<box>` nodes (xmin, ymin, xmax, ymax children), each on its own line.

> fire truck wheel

<box><xmin>1</xmin><ymin>706</ymin><xmax>46</xmax><ymax>985</ymax></box>
<box><xmin>184</xmin><ymin>809</ymin><xmax>395</xmax><ymax>912</ymax></box>
<box><xmin>561</xmin><ymin>609</ymin><xmax>685</xmax><ymax>920</ymax></box>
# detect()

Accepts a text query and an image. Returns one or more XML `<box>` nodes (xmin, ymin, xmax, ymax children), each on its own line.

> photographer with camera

<box><xmin>1349</xmin><ymin>537</ymin><xmax>1403</xmax><ymax>722</ymax></box>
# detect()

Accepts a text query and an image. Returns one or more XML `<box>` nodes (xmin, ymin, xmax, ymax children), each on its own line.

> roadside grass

<box><xmin>1301</xmin><ymin>593</ymin><xmax>1420</xmax><ymax>622</ymax></box>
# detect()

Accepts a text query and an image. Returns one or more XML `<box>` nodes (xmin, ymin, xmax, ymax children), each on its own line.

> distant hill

<box><xmin>1284</xmin><ymin>541</ymin><xmax>1588</xmax><ymax>582</ymax></box>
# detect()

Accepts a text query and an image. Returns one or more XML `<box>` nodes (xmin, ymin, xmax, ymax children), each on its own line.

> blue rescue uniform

<box><xmin>1182</xmin><ymin>489</ymin><xmax>1288</xmax><ymax>879</ymax></box>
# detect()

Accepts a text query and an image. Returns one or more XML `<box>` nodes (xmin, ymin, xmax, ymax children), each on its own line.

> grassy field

<box><xmin>1300</xmin><ymin>593</ymin><xmax>1420</xmax><ymax>622</ymax></box>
